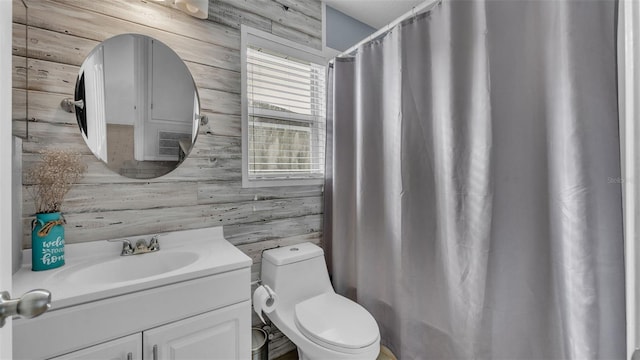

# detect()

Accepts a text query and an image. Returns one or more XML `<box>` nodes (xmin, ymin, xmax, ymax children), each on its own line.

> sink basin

<box><xmin>64</xmin><ymin>251</ymin><xmax>199</xmax><ymax>284</ymax></box>
<box><xmin>13</xmin><ymin>227</ymin><xmax>253</xmax><ymax>309</ymax></box>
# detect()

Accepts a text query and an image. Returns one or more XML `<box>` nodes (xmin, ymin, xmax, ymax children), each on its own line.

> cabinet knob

<box><xmin>126</xmin><ymin>352</ymin><xmax>133</xmax><ymax>360</ymax></box>
<box><xmin>152</xmin><ymin>345</ymin><xmax>158</xmax><ymax>360</ymax></box>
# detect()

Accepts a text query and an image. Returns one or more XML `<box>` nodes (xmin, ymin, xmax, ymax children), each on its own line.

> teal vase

<box><xmin>31</xmin><ymin>212</ymin><xmax>65</xmax><ymax>271</ymax></box>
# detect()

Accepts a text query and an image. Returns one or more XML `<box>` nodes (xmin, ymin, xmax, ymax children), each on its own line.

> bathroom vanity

<box><xmin>12</xmin><ymin>227</ymin><xmax>251</xmax><ymax>360</ymax></box>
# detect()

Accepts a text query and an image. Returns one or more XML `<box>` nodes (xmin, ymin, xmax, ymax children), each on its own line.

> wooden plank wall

<box><xmin>12</xmin><ymin>0</ymin><xmax>325</xmax><ymax>357</ymax></box>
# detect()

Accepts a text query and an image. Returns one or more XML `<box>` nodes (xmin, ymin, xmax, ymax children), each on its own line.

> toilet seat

<box><xmin>294</xmin><ymin>293</ymin><xmax>379</xmax><ymax>354</ymax></box>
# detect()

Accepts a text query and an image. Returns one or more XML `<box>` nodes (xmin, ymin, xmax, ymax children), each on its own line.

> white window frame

<box><xmin>241</xmin><ymin>25</ymin><xmax>326</xmax><ymax>188</ymax></box>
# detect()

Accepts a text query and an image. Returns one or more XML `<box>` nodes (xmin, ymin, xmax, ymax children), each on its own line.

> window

<box><xmin>241</xmin><ymin>26</ymin><xmax>326</xmax><ymax>187</ymax></box>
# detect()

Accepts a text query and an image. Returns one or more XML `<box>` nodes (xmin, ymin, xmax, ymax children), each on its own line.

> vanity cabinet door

<box><xmin>143</xmin><ymin>300</ymin><xmax>250</xmax><ymax>360</ymax></box>
<box><xmin>49</xmin><ymin>333</ymin><xmax>142</xmax><ymax>360</ymax></box>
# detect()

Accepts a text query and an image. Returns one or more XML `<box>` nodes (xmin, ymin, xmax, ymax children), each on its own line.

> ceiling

<box><xmin>324</xmin><ymin>0</ymin><xmax>425</xmax><ymax>29</ymax></box>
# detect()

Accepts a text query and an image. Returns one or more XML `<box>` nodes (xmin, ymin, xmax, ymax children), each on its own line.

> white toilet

<box><xmin>259</xmin><ymin>242</ymin><xmax>380</xmax><ymax>360</ymax></box>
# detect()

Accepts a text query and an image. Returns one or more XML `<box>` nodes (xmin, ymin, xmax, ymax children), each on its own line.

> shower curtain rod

<box><xmin>336</xmin><ymin>0</ymin><xmax>442</xmax><ymax>58</ymax></box>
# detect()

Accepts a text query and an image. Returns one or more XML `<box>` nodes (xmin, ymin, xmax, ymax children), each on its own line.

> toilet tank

<box><xmin>261</xmin><ymin>243</ymin><xmax>334</xmax><ymax>308</ymax></box>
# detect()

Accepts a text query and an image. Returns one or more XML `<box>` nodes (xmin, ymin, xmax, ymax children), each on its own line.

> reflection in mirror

<box><xmin>75</xmin><ymin>34</ymin><xmax>199</xmax><ymax>179</ymax></box>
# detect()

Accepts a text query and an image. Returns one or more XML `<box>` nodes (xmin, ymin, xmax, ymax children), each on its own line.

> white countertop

<box><xmin>13</xmin><ymin>227</ymin><xmax>252</xmax><ymax>310</ymax></box>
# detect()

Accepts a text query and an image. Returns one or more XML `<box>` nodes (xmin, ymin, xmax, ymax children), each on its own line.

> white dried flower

<box><xmin>27</xmin><ymin>149</ymin><xmax>87</xmax><ymax>214</ymax></box>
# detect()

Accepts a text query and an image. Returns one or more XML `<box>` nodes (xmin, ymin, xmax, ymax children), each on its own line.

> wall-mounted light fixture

<box><xmin>150</xmin><ymin>0</ymin><xmax>208</xmax><ymax>20</ymax></box>
<box><xmin>174</xmin><ymin>0</ymin><xmax>209</xmax><ymax>19</ymax></box>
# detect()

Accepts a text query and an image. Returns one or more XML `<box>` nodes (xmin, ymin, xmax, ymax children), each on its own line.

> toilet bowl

<box><xmin>258</xmin><ymin>243</ymin><xmax>380</xmax><ymax>360</ymax></box>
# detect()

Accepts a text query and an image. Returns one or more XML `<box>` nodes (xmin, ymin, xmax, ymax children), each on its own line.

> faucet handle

<box><xmin>148</xmin><ymin>235</ymin><xmax>160</xmax><ymax>251</ymax></box>
<box><xmin>108</xmin><ymin>239</ymin><xmax>134</xmax><ymax>256</ymax></box>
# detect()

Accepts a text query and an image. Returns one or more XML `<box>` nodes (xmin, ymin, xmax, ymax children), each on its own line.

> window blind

<box><xmin>246</xmin><ymin>46</ymin><xmax>326</xmax><ymax>181</ymax></box>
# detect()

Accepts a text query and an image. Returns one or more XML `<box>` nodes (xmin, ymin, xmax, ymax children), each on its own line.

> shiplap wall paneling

<box><xmin>13</xmin><ymin>0</ymin><xmax>325</xmax><ymax>357</ymax></box>
<box><xmin>12</xmin><ymin>0</ymin><xmax>27</xmax><ymax>138</ymax></box>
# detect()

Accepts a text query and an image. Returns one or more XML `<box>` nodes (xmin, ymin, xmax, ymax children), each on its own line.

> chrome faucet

<box><xmin>108</xmin><ymin>235</ymin><xmax>160</xmax><ymax>256</ymax></box>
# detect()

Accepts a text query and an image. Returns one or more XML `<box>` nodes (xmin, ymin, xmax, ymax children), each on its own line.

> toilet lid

<box><xmin>294</xmin><ymin>293</ymin><xmax>379</xmax><ymax>350</ymax></box>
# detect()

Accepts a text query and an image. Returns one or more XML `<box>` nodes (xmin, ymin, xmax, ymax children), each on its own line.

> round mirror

<box><xmin>74</xmin><ymin>34</ymin><xmax>200</xmax><ymax>179</ymax></box>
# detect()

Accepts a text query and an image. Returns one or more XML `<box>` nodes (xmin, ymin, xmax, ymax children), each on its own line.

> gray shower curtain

<box><xmin>326</xmin><ymin>0</ymin><xmax>625</xmax><ymax>358</ymax></box>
